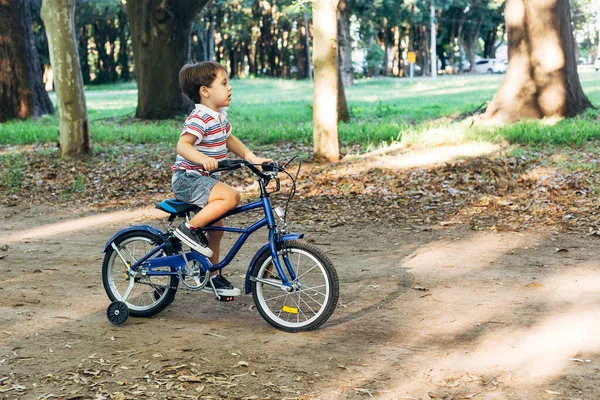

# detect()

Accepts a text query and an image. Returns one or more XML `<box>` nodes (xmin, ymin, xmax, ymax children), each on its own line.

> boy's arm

<box><xmin>177</xmin><ymin>133</ymin><xmax>219</xmax><ymax>171</ymax></box>
<box><xmin>226</xmin><ymin>135</ymin><xmax>271</xmax><ymax>164</ymax></box>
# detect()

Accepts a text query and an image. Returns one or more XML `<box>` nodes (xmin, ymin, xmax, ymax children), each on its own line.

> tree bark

<box><xmin>295</xmin><ymin>16</ymin><xmax>307</xmax><ymax>79</ymax></box>
<box><xmin>337</xmin><ymin>69</ymin><xmax>350</xmax><ymax>123</ymax></box>
<box><xmin>207</xmin><ymin>15</ymin><xmax>215</xmax><ymax>62</ymax></box>
<box><xmin>337</xmin><ymin>0</ymin><xmax>353</xmax><ymax>86</ymax></box>
<box><xmin>304</xmin><ymin>11</ymin><xmax>313</xmax><ymax>81</ymax></box>
<box><xmin>467</xmin><ymin>16</ymin><xmax>483</xmax><ymax>73</ymax></box>
<box><xmin>448</xmin><ymin>11</ymin><xmax>457</xmax><ymax>74</ymax></box>
<box><xmin>381</xmin><ymin>24</ymin><xmax>390</xmax><ymax>76</ymax></box>
<box><xmin>483</xmin><ymin>26</ymin><xmax>498</xmax><ymax>58</ymax></box>
<box><xmin>456</xmin><ymin>12</ymin><xmax>467</xmax><ymax>74</ymax></box>
<box><xmin>0</xmin><ymin>0</ymin><xmax>54</xmax><ymax>122</ymax></box>
<box><xmin>116</xmin><ymin>5</ymin><xmax>130</xmax><ymax>81</ymax></box>
<box><xmin>127</xmin><ymin>0</ymin><xmax>209</xmax><ymax>119</ymax></box>
<box><xmin>312</xmin><ymin>0</ymin><xmax>340</xmax><ymax>163</ymax></box>
<box><xmin>483</xmin><ymin>0</ymin><xmax>592</xmax><ymax>121</ymax></box>
<box><xmin>78</xmin><ymin>24</ymin><xmax>91</xmax><ymax>85</ymax></box>
<box><xmin>41</xmin><ymin>0</ymin><xmax>89</xmax><ymax>158</ymax></box>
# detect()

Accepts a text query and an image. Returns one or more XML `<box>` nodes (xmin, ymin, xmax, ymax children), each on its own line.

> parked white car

<box><xmin>473</xmin><ymin>58</ymin><xmax>506</xmax><ymax>74</ymax></box>
<box><xmin>594</xmin><ymin>57</ymin><xmax>600</xmax><ymax>71</ymax></box>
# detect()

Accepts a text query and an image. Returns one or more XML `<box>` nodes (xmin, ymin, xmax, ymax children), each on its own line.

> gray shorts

<box><xmin>171</xmin><ymin>171</ymin><xmax>218</xmax><ymax>207</ymax></box>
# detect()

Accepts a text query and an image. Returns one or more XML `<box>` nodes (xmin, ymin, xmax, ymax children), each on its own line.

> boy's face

<box><xmin>201</xmin><ymin>69</ymin><xmax>232</xmax><ymax>110</ymax></box>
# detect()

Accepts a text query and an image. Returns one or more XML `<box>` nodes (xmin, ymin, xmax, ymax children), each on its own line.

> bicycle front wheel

<box><xmin>102</xmin><ymin>231</ymin><xmax>178</xmax><ymax>318</ymax></box>
<box><xmin>251</xmin><ymin>240</ymin><xmax>339</xmax><ymax>332</ymax></box>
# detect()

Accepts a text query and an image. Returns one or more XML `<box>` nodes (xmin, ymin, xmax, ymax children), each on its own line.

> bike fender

<box><xmin>244</xmin><ymin>233</ymin><xmax>304</xmax><ymax>294</ymax></box>
<box><xmin>102</xmin><ymin>225</ymin><xmax>165</xmax><ymax>253</ymax></box>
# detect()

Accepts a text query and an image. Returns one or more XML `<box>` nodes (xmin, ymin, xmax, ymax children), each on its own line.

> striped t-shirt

<box><xmin>172</xmin><ymin>104</ymin><xmax>232</xmax><ymax>176</ymax></box>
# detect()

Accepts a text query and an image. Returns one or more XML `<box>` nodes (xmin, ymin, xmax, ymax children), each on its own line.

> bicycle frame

<box><xmin>122</xmin><ymin>191</ymin><xmax>298</xmax><ymax>288</ymax></box>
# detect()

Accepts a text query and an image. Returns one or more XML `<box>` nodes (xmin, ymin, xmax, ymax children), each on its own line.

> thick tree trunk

<box><xmin>0</xmin><ymin>0</ymin><xmax>54</xmax><ymax>122</ymax></box>
<box><xmin>127</xmin><ymin>0</ymin><xmax>209</xmax><ymax>119</ymax></box>
<box><xmin>41</xmin><ymin>0</ymin><xmax>89</xmax><ymax>158</ymax></box>
<box><xmin>312</xmin><ymin>0</ymin><xmax>340</xmax><ymax>163</ymax></box>
<box><xmin>337</xmin><ymin>0</ymin><xmax>353</xmax><ymax>86</ymax></box>
<box><xmin>483</xmin><ymin>0</ymin><xmax>592</xmax><ymax>121</ymax></box>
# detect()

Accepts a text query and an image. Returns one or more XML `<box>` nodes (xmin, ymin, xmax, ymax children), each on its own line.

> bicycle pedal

<box><xmin>216</xmin><ymin>296</ymin><xmax>235</xmax><ymax>302</ymax></box>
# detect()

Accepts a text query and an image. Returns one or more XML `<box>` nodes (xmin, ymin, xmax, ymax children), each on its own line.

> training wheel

<box><xmin>107</xmin><ymin>301</ymin><xmax>129</xmax><ymax>325</ymax></box>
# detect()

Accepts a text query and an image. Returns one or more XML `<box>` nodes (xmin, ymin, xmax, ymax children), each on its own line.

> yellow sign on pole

<box><xmin>407</xmin><ymin>52</ymin><xmax>416</xmax><ymax>64</ymax></box>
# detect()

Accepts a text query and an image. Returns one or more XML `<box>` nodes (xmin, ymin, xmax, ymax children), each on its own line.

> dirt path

<box><xmin>1</xmin><ymin>202</ymin><xmax>599</xmax><ymax>400</ymax></box>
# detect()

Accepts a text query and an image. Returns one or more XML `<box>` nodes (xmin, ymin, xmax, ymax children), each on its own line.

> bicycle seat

<box><xmin>155</xmin><ymin>198</ymin><xmax>201</xmax><ymax>216</ymax></box>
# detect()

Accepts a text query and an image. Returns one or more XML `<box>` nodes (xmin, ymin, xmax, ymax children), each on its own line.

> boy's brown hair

<box><xmin>179</xmin><ymin>61</ymin><xmax>227</xmax><ymax>104</ymax></box>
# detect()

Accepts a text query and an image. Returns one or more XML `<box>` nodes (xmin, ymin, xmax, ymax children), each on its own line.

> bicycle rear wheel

<box><xmin>251</xmin><ymin>240</ymin><xmax>339</xmax><ymax>332</ymax></box>
<box><xmin>102</xmin><ymin>231</ymin><xmax>178</xmax><ymax>317</ymax></box>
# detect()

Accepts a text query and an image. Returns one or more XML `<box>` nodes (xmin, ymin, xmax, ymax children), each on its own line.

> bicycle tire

<box><xmin>251</xmin><ymin>240</ymin><xmax>339</xmax><ymax>332</ymax></box>
<box><xmin>102</xmin><ymin>231</ymin><xmax>178</xmax><ymax>317</ymax></box>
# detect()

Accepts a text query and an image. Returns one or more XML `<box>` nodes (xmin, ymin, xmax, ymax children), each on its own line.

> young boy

<box><xmin>172</xmin><ymin>61</ymin><xmax>270</xmax><ymax>296</ymax></box>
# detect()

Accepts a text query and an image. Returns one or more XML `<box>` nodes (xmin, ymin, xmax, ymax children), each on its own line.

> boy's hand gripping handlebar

<box><xmin>208</xmin><ymin>160</ymin><xmax>282</xmax><ymax>180</ymax></box>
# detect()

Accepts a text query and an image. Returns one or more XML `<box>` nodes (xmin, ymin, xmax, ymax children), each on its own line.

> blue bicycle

<box><xmin>101</xmin><ymin>159</ymin><xmax>339</xmax><ymax>332</ymax></box>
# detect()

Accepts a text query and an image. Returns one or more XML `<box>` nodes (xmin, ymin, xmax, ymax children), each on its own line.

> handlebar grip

<box><xmin>217</xmin><ymin>159</ymin><xmax>247</xmax><ymax>169</ymax></box>
<box><xmin>261</xmin><ymin>161</ymin><xmax>283</xmax><ymax>172</ymax></box>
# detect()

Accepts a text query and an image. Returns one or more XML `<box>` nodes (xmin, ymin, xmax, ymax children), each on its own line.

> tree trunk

<box><xmin>248</xmin><ymin>40</ymin><xmax>256</xmax><ymax>75</ymax></box>
<box><xmin>117</xmin><ymin>5</ymin><xmax>130</xmax><ymax>81</ymax></box>
<box><xmin>127</xmin><ymin>0</ymin><xmax>209</xmax><ymax>119</ymax></box>
<box><xmin>78</xmin><ymin>24</ymin><xmax>91</xmax><ymax>85</ymax></box>
<box><xmin>295</xmin><ymin>16</ymin><xmax>307</xmax><ymax>79</ymax></box>
<box><xmin>304</xmin><ymin>11</ymin><xmax>313</xmax><ymax>81</ymax></box>
<box><xmin>419</xmin><ymin>25</ymin><xmax>429</xmax><ymax>76</ymax></box>
<box><xmin>312</xmin><ymin>0</ymin><xmax>340</xmax><ymax>163</ymax></box>
<box><xmin>381</xmin><ymin>24</ymin><xmax>390</xmax><ymax>76</ymax></box>
<box><xmin>337</xmin><ymin>69</ymin><xmax>350</xmax><ymax>123</ymax></box>
<box><xmin>93</xmin><ymin>18</ymin><xmax>118</xmax><ymax>83</ymax></box>
<box><xmin>467</xmin><ymin>16</ymin><xmax>483</xmax><ymax>73</ymax></box>
<box><xmin>207</xmin><ymin>15</ymin><xmax>215</xmax><ymax>61</ymax></box>
<box><xmin>0</xmin><ymin>0</ymin><xmax>54</xmax><ymax>122</ymax></box>
<box><xmin>457</xmin><ymin>13</ymin><xmax>467</xmax><ymax>74</ymax></box>
<box><xmin>41</xmin><ymin>0</ymin><xmax>89</xmax><ymax>158</ymax></box>
<box><xmin>337</xmin><ymin>0</ymin><xmax>353</xmax><ymax>86</ymax></box>
<box><xmin>392</xmin><ymin>26</ymin><xmax>401</xmax><ymax>76</ymax></box>
<box><xmin>447</xmin><ymin>12</ymin><xmax>457</xmax><ymax>74</ymax></box>
<box><xmin>483</xmin><ymin>26</ymin><xmax>497</xmax><ymax>58</ymax></box>
<box><xmin>483</xmin><ymin>0</ymin><xmax>592</xmax><ymax>121</ymax></box>
<box><xmin>229</xmin><ymin>43</ymin><xmax>238</xmax><ymax>77</ymax></box>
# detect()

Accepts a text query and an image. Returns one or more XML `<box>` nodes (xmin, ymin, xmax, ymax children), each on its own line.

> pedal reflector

<box><xmin>282</xmin><ymin>305</ymin><xmax>298</xmax><ymax>314</ymax></box>
<box><xmin>218</xmin><ymin>296</ymin><xmax>235</xmax><ymax>302</ymax></box>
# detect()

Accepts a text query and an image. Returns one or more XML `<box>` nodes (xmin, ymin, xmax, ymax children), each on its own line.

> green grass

<box><xmin>3</xmin><ymin>71</ymin><xmax>600</xmax><ymax>149</ymax></box>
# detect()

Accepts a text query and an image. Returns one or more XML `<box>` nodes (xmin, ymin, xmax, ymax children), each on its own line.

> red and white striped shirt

<box><xmin>172</xmin><ymin>104</ymin><xmax>232</xmax><ymax>176</ymax></box>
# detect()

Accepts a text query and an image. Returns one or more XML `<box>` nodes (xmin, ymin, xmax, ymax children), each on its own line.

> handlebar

<box><xmin>208</xmin><ymin>156</ymin><xmax>301</xmax><ymax>224</ymax></box>
<box><xmin>208</xmin><ymin>159</ymin><xmax>283</xmax><ymax>179</ymax></box>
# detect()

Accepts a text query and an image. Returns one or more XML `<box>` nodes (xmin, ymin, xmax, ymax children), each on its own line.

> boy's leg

<box><xmin>200</xmin><ymin>186</ymin><xmax>241</xmax><ymax>296</ymax></box>
<box><xmin>174</xmin><ymin>181</ymin><xmax>239</xmax><ymax>258</ymax></box>
<box><xmin>207</xmin><ymin>219</ymin><xmax>224</xmax><ymax>265</ymax></box>
<box><xmin>188</xmin><ymin>182</ymin><xmax>240</xmax><ymax>228</ymax></box>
